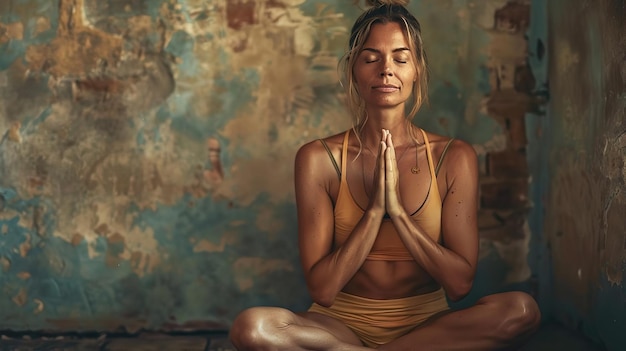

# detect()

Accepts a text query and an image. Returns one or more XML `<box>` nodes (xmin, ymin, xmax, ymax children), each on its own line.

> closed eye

<box><xmin>395</xmin><ymin>56</ymin><xmax>409</xmax><ymax>63</ymax></box>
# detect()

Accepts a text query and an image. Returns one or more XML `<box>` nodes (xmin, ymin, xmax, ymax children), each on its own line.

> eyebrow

<box><xmin>361</xmin><ymin>47</ymin><xmax>410</xmax><ymax>54</ymax></box>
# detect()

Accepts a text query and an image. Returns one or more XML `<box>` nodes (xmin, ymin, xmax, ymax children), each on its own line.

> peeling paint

<box><xmin>0</xmin><ymin>0</ymin><xmax>543</xmax><ymax>333</ymax></box>
<box><xmin>25</xmin><ymin>1</ymin><xmax>123</xmax><ymax>77</ymax></box>
<box><xmin>34</xmin><ymin>16</ymin><xmax>51</xmax><ymax>36</ymax></box>
<box><xmin>17</xmin><ymin>271</ymin><xmax>31</xmax><ymax>280</ymax></box>
<box><xmin>12</xmin><ymin>288</ymin><xmax>27</xmax><ymax>307</ymax></box>
<box><xmin>19</xmin><ymin>234</ymin><xmax>31</xmax><ymax>257</ymax></box>
<box><xmin>0</xmin><ymin>256</ymin><xmax>10</xmax><ymax>271</ymax></box>
<box><xmin>0</xmin><ymin>21</ymin><xmax>24</xmax><ymax>43</ymax></box>
<box><xmin>33</xmin><ymin>298</ymin><xmax>44</xmax><ymax>314</ymax></box>
<box><xmin>191</xmin><ymin>233</ymin><xmax>235</xmax><ymax>253</ymax></box>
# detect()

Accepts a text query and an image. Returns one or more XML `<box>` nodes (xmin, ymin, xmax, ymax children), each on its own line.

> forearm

<box><xmin>307</xmin><ymin>209</ymin><xmax>384</xmax><ymax>306</ymax></box>
<box><xmin>391</xmin><ymin>211</ymin><xmax>475</xmax><ymax>300</ymax></box>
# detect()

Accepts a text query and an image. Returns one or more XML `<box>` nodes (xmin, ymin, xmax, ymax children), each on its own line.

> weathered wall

<box><xmin>544</xmin><ymin>0</ymin><xmax>626</xmax><ymax>349</ymax></box>
<box><xmin>0</xmin><ymin>0</ymin><xmax>537</xmax><ymax>332</ymax></box>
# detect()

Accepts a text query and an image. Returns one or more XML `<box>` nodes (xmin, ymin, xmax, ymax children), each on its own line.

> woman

<box><xmin>229</xmin><ymin>1</ymin><xmax>540</xmax><ymax>349</ymax></box>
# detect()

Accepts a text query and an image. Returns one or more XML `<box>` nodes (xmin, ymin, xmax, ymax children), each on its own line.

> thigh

<box><xmin>296</xmin><ymin>311</ymin><xmax>364</xmax><ymax>346</ymax></box>
<box><xmin>378</xmin><ymin>292</ymin><xmax>540</xmax><ymax>351</ymax></box>
<box><xmin>231</xmin><ymin>306</ymin><xmax>366</xmax><ymax>350</ymax></box>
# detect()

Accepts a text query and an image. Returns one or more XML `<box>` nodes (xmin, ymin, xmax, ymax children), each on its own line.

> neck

<box><xmin>360</xmin><ymin>108</ymin><xmax>417</xmax><ymax>147</ymax></box>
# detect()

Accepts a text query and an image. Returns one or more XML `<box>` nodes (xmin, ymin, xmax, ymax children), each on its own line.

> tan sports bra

<box><xmin>320</xmin><ymin>130</ymin><xmax>454</xmax><ymax>260</ymax></box>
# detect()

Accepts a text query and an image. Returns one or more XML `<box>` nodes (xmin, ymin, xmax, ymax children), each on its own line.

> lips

<box><xmin>372</xmin><ymin>84</ymin><xmax>399</xmax><ymax>92</ymax></box>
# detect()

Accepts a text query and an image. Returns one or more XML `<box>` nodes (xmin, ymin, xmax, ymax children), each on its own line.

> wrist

<box><xmin>365</xmin><ymin>206</ymin><xmax>386</xmax><ymax>219</ymax></box>
<box><xmin>387</xmin><ymin>206</ymin><xmax>407</xmax><ymax>219</ymax></box>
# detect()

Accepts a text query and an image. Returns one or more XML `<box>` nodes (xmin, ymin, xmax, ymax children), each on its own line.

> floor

<box><xmin>0</xmin><ymin>322</ymin><xmax>607</xmax><ymax>351</ymax></box>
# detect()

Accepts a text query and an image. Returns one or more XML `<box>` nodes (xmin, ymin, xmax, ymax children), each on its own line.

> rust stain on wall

<box><xmin>33</xmin><ymin>299</ymin><xmax>45</xmax><ymax>314</ymax></box>
<box><xmin>34</xmin><ymin>16</ymin><xmax>51</xmax><ymax>36</ymax></box>
<box><xmin>0</xmin><ymin>21</ymin><xmax>24</xmax><ymax>43</ymax></box>
<box><xmin>7</xmin><ymin>121</ymin><xmax>21</xmax><ymax>143</ymax></box>
<box><xmin>17</xmin><ymin>272</ymin><xmax>31</xmax><ymax>280</ymax></box>
<box><xmin>12</xmin><ymin>288</ymin><xmax>27</xmax><ymax>307</ymax></box>
<box><xmin>1</xmin><ymin>256</ymin><xmax>11</xmax><ymax>272</ymax></box>
<box><xmin>70</xmin><ymin>233</ymin><xmax>84</xmax><ymax>246</ymax></box>
<box><xmin>25</xmin><ymin>0</ymin><xmax>123</xmax><ymax>78</ymax></box>
<box><xmin>494</xmin><ymin>2</ymin><xmax>529</xmax><ymax>33</ymax></box>
<box><xmin>19</xmin><ymin>234</ymin><xmax>31</xmax><ymax>257</ymax></box>
<box><xmin>227</xmin><ymin>0</ymin><xmax>257</xmax><ymax>31</ymax></box>
<box><xmin>191</xmin><ymin>231</ymin><xmax>237</xmax><ymax>253</ymax></box>
<box><xmin>219</xmin><ymin>2</ymin><xmax>346</xmax><ymax>205</ymax></box>
<box><xmin>478</xmin><ymin>0</ymin><xmax>536</xmax><ymax>284</ymax></box>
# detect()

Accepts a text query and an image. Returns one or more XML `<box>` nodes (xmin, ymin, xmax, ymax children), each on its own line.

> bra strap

<box><xmin>435</xmin><ymin>138</ymin><xmax>455</xmax><ymax>176</ymax></box>
<box><xmin>319</xmin><ymin>139</ymin><xmax>341</xmax><ymax>180</ymax></box>
<box><xmin>341</xmin><ymin>131</ymin><xmax>350</xmax><ymax>182</ymax></box>
<box><xmin>420</xmin><ymin>129</ymin><xmax>437</xmax><ymax>181</ymax></box>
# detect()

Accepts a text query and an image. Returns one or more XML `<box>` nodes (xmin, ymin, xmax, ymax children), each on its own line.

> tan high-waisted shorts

<box><xmin>307</xmin><ymin>288</ymin><xmax>449</xmax><ymax>347</ymax></box>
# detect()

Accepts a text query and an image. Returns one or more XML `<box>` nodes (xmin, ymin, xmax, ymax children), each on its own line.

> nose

<box><xmin>380</xmin><ymin>62</ymin><xmax>393</xmax><ymax>77</ymax></box>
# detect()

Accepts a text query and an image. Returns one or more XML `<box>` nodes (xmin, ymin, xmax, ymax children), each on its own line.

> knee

<box><xmin>229</xmin><ymin>307</ymin><xmax>268</xmax><ymax>349</ymax></box>
<box><xmin>229</xmin><ymin>307</ymin><xmax>290</xmax><ymax>350</ymax></box>
<box><xmin>495</xmin><ymin>292</ymin><xmax>541</xmax><ymax>340</ymax></box>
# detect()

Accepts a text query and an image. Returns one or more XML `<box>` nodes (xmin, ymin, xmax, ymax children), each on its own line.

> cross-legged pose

<box><xmin>230</xmin><ymin>1</ymin><xmax>540</xmax><ymax>349</ymax></box>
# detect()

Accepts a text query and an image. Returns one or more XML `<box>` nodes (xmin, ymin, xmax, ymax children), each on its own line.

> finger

<box><xmin>387</xmin><ymin>132</ymin><xmax>394</xmax><ymax>147</ymax></box>
<box><xmin>385</xmin><ymin>135</ymin><xmax>396</xmax><ymax>171</ymax></box>
<box><xmin>385</xmin><ymin>144</ymin><xmax>394</xmax><ymax>173</ymax></box>
<box><xmin>387</xmin><ymin>134</ymin><xmax>396</xmax><ymax>158</ymax></box>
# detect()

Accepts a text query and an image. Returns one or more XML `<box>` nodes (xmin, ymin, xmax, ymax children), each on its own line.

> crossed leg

<box><xmin>229</xmin><ymin>306</ymin><xmax>370</xmax><ymax>351</ymax></box>
<box><xmin>229</xmin><ymin>291</ymin><xmax>540</xmax><ymax>351</ymax></box>
<box><xmin>378</xmin><ymin>291</ymin><xmax>541</xmax><ymax>351</ymax></box>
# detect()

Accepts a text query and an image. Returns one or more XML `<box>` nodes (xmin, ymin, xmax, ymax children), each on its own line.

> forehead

<box><xmin>363</xmin><ymin>22</ymin><xmax>409</xmax><ymax>49</ymax></box>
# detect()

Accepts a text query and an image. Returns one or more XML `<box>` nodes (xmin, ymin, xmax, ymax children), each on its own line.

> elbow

<box><xmin>308</xmin><ymin>285</ymin><xmax>337</xmax><ymax>308</ymax></box>
<box><xmin>445</xmin><ymin>279</ymin><xmax>473</xmax><ymax>302</ymax></box>
<box><xmin>312</xmin><ymin>296</ymin><xmax>334</xmax><ymax>308</ymax></box>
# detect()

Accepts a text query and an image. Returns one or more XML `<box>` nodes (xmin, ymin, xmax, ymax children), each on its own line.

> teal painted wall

<box><xmin>539</xmin><ymin>0</ymin><xmax>626</xmax><ymax>349</ymax></box>
<box><xmin>0</xmin><ymin>0</ymin><xmax>535</xmax><ymax>332</ymax></box>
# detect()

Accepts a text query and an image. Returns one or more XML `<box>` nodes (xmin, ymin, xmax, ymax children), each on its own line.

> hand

<box><xmin>368</xmin><ymin>130</ymin><xmax>387</xmax><ymax>216</ymax></box>
<box><xmin>384</xmin><ymin>131</ymin><xmax>403</xmax><ymax>217</ymax></box>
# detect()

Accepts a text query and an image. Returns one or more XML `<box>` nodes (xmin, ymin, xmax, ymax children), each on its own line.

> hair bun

<box><xmin>364</xmin><ymin>0</ymin><xmax>410</xmax><ymax>6</ymax></box>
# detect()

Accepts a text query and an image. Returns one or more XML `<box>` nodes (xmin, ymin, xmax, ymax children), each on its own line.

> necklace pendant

<box><xmin>411</xmin><ymin>167</ymin><xmax>420</xmax><ymax>174</ymax></box>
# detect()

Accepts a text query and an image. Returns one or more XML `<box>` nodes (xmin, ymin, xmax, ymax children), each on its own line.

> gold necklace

<box><xmin>410</xmin><ymin>127</ymin><xmax>422</xmax><ymax>174</ymax></box>
<box><xmin>411</xmin><ymin>143</ymin><xmax>420</xmax><ymax>174</ymax></box>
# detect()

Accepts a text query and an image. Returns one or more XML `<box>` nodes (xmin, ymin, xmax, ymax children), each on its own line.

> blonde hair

<box><xmin>341</xmin><ymin>1</ymin><xmax>428</xmax><ymax>144</ymax></box>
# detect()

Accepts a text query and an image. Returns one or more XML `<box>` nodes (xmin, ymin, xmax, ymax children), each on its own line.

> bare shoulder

<box><xmin>296</xmin><ymin>131</ymin><xmax>345</xmax><ymax>164</ymax></box>
<box><xmin>439</xmin><ymin>140</ymin><xmax>478</xmax><ymax>189</ymax></box>
<box><xmin>443</xmin><ymin>139</ymin><xmax>477</xmax><ymax>167</ymax></box>
<box><xmin>422</xmin><ymin>130</ymin><xmax>477</xmax><ymax>177</ymax></box>
<box><xmin>295</xmin><ymin>131</ymin><xmax>347</xmax><ymax>187</ymax></box>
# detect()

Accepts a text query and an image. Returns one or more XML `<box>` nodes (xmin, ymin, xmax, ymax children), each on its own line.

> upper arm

<box><xmin>294</xmin><ymin>141</ymin><xmax>336</xmax><ymax>283</ymax></box>
<box><xmin>440</xmin><ymin>140</ymin><xmax>479</xmax><ymax>272</ymax></box>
